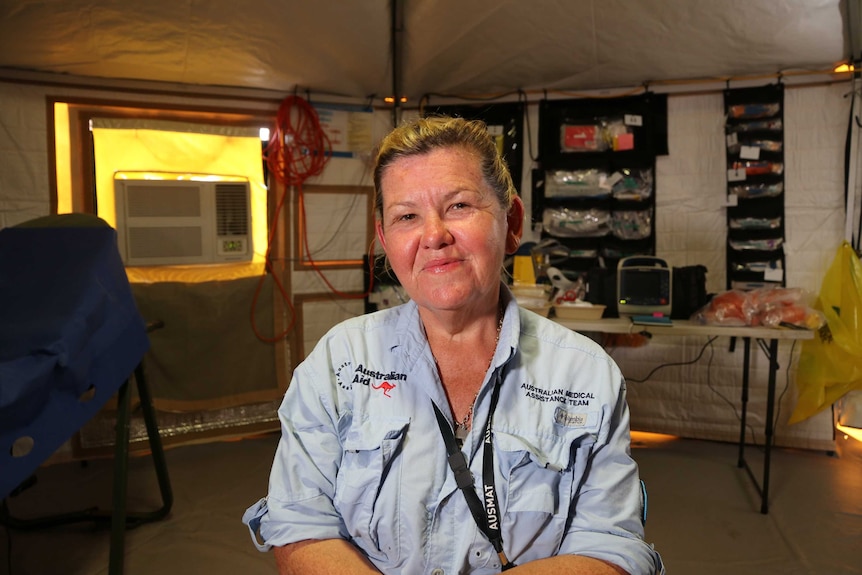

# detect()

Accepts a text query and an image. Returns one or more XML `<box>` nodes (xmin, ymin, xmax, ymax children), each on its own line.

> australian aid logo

<box><xmin>335</xmin><ymin>362</ymin><xmax>405</xmax><ymax>398</ymax></box>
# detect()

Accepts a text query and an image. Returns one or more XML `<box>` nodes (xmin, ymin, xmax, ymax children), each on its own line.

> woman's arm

<box><xmin>506</xmin><ymin>554</ymin><xmax>628</xmax><ymax>575</ymax></box>
<box><xmin>274</xmin><ymin>539</ymin><xmax>382</xmax><ymax>575</ymax></box>
<box><xmin>276</xmin><ymin>542</ymin><xmax>626</xmax><ymax>575</ymax></box>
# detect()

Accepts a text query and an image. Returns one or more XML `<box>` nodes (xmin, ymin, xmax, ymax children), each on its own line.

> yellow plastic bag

<box><xmin>789</xmin><ymin>242</ymin><xmax>862</xmax><ymax>424</ymax></box>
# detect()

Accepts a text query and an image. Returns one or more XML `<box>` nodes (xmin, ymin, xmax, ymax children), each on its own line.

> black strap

<box><xmin>432</xmin><ymin>373</ymin><xmax>516</xmax><ymax>571</ymax></box>
<box><xmin>432</xmin><ymin>405</ymin><xmax>490</xmax><ymax>520</ymax></box>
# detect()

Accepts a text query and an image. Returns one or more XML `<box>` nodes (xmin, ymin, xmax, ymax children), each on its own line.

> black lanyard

<box><xmin>432</xmin><ymin>372</ymin><xmax>516</xmax><ymax>571</ymax></box>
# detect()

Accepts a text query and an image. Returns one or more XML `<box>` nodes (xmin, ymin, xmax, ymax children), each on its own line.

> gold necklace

<box><xmin>454</xmin><ymin>306</ymin><xmax>504</xmax><ymax>443</ymax></box>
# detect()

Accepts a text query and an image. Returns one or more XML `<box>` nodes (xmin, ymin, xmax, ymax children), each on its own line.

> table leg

<box><xmin>737</xmin><ymin>337</ymin><xmax>780</xmax><ymax>514</ymax></box>
<box><xmin>738</xmin><ymin>337</ymin><xmax>751</xmax><ymax>467</ymax></box>
<box><xmin>760</xmin><ymin>338</ymin><xmax>779</xmax><ymax>514</ymax></box>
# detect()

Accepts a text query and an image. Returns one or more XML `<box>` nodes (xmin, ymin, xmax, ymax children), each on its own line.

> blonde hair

<box><xmin>372</xmin><ymin>116</ymin><xmax>517</xmax><ymax>220</ymax></box>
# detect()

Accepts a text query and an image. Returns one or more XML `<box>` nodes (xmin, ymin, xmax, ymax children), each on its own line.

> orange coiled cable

<box><xmin>252</xmin><ymin>94</ymin><xmax>375</xmax><ymax>343</ymax></box>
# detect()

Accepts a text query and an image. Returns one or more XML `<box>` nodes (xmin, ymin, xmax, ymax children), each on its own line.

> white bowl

<box><xmin>553</xmin><ymin>303</ymin><xmax>606</xmax><ymax>320</ymax></box>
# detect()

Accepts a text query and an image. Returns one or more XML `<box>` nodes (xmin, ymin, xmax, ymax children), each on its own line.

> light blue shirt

<box><xmin>243</xmin><ymin>288</ymin><xmax>664</xmax><ymax>574</ymax></box>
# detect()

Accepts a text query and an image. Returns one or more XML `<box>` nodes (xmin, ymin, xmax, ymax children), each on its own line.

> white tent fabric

<box><xmin>0</xmin><ymin>0</ymin><xmax>850</xmax><ymax>99</ymax></box>
<box><xmin>0</xmin><ymin>0</ymin><xmax>853</xmax><ymax>450</ymax></box>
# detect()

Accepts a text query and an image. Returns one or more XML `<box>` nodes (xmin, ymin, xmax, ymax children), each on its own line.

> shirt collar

<box><xmin>391</xmin><ymin>283</ymin><xmax>520</xmax><ymax>371</ymax></box>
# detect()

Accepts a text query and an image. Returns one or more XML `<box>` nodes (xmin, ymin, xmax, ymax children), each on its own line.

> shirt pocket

<box><xmin>494</xmin><ymin>428</ymin><xmax>598</xmax><ymax>559</ymax></box>
<box><xmin>334</xmin><ymin>415</ymin><xmax>410</xmax><ymax>563</ymax></box>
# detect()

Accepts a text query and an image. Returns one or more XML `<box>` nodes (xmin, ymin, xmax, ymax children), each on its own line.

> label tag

<box><xmin>554</xmin><ymin>406</ymin><xmax>588</xmax><ymax>428</ymax></box>
<box><xmin>727</xmin><ymin>168</ymin><xmax>746</xmax><ymax>182</ymax></box>
<box><xmin>624</xmin><ymin>114</ymin><xmax>643</xmax><ymax>126</ymax></box>
<box><xmin>726</xmin><ymin>193</ymin><xmax>739</xmax><ymax>207</ymax></box>
<box><xmin>739</xmin><ymin>145</ymin><xmax>761</xmax><ymax>160</ymax></box>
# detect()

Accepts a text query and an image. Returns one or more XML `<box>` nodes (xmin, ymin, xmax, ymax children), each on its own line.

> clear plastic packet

<box><xmin>545</xmin><ymin>169</ymin><xmax>611</xmax><ymax>198</ymax></box>
<box><xmin>729</xmin><ymin>238</ymin><xmax>784</xmax><ymax>251</ymax></box>
<box><xmin>693</xmin><ymin>289</ymin><xmax>755</xmax><ymax>326</ymax></box>
<box><xmin>728</xmin><ymin>182</ymin><xmax>783</xmax><ymax>198</ymax></box>
<box><xmin>560</xmin><ymin>124</ymin><xmax>607</xmax><ymax>152</ymax></box>
<box><xmin>727</xmin><ymin>139</ymin><xmax>783</xmax><ymax>154</ymax></box>
<box><xmin>694</xmin><ymin>286</ymin><xmax>823</xmax><ymax>329</ymax></box>
<box><xmin>729</xmin><ymin>216</ymin><xmax>781</xmax><ymax>230</ymax></box>
<box><xmin>560</xmin><ymin>117</ymin><xmax>633</xmax><ymax>152</ymax></box>
<box><xmin>542</xmin><ymin>206</ymin><xmax>610</xmax><ymax>238</ymax></box>
<box><xmin>728</xmin><ymin>103</ymin><xmax>780</xmax><ymax>119</ymax></box>
<box><xmin>730</xmin><ymin>161</ymin><xmax>784</xmax><ymax>176</ymax></box>
<box><xmin>610</xmin><ymin>168</ymin><xmax>653</xmax><ymax>201</ymax></box>
<box><xmin>731</xmin><ymin>259</ymin><xmax>782</xmax><ymax>273</ymax></box>
<box><xmin>748</xmin><ymin>287</ymin><xmax>824</xmax><ymax>329</ymax></box>
<box><xmin>727</xmin><ymin>119</ymin><xmax>783</xmax><ymax>132</ymax></box>
<box><xmin>611</xmin><ymin>209</ymin><xmax>653</xmax><ymax>240</ymax></box>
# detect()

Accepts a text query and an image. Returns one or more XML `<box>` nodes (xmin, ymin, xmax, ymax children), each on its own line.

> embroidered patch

<box><xmin>337</xmin><ymin>362</ymin><xmax>407</xmax><ymax>396</ymax></box>
<box><xmin>554</xmin><ymin>406</ymin><xmax>588</xmax><ymax>428</ymax></box>
<box><xmin>520</xmin><ymin>382</ymin><xmax>594</xmax><ymax>406</ymax></box>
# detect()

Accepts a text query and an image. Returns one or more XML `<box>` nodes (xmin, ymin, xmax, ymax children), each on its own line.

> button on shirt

<box><xmin>243</xmin><ymin>288</ymin><xmax>664</xmax><ymax>575</ymax></box>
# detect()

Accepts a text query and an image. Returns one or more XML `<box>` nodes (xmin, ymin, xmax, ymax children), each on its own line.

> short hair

<box><xmin>372</xmin><ymin>116</ymin><xmax>517</xmax><ymax>220</ymax></box>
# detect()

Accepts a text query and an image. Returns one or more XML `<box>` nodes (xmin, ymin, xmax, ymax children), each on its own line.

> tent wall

<box><xmin>0</xmin><ymin>76</ymin><xmax>845</xmax><ymax>450</ymax></box>
<box><xmin>621</xmin><ymin>86</ymin><xmax>847</xmax><ymax>450</ymax></box>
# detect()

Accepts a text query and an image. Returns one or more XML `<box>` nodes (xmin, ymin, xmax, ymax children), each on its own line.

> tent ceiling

<box><xmin>0</xmin><ymin>0</ymin><xmax>851</xmax><ymax>100</ymax></box>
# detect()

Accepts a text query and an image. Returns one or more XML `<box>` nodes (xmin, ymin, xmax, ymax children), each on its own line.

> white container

<box><xmin>553</xmin><ymin>303</ymin><xmax>606</xmax><ymax>320</ymax></box>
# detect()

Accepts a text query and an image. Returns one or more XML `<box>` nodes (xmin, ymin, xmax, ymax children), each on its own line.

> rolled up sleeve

<box><xmin>242</xmin><ymin>360</ymin><xmax>349</xmax><ymax>550</ymax></box>
<box><xmin>559</xmin><ymin>378</ymin><xmax>665</xmax><ymax>575</ymax></box>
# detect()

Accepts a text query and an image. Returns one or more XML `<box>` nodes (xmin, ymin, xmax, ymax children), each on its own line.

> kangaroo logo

<box><xmin>372</xmin><ymin>381</ymin><xmax>396</xmax><ymax>398</ymax></box>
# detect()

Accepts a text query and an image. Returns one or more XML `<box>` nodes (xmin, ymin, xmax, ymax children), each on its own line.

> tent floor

<box><xmin>2</xmin><ymin>429</ymin><xmax>860</xmax><ymax>575</ymax></box>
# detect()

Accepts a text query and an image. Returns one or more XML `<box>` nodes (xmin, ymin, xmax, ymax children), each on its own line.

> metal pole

<box><xmin>391</xmin><ymin>0</ymin><xmax>405</xmax><ymax>127</ymax></box>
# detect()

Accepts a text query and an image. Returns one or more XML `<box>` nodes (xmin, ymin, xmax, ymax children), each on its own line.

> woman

<box><xmin>243</xmin><ymin>116</ymin><xmax>664</xmax><ymax>575</ymax></box>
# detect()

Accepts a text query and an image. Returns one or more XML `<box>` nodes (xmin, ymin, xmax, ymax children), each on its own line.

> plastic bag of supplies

<box><xmin>789</xmin><ymin>242</ymin><xmax>862</xmax><ymax>424</ymax></box>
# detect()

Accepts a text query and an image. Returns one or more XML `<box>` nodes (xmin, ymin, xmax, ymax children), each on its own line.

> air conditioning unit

<box><xmin>114</xmin><ymin>179</ymin><xmax>253</xmax><ymax>266</ymax></box>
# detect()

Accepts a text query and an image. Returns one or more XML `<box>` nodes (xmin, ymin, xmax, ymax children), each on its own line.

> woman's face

<box><xmin>375</xmin><ymin>146</ymin><xmax>523</xmax><ymax>316</ymax></box>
